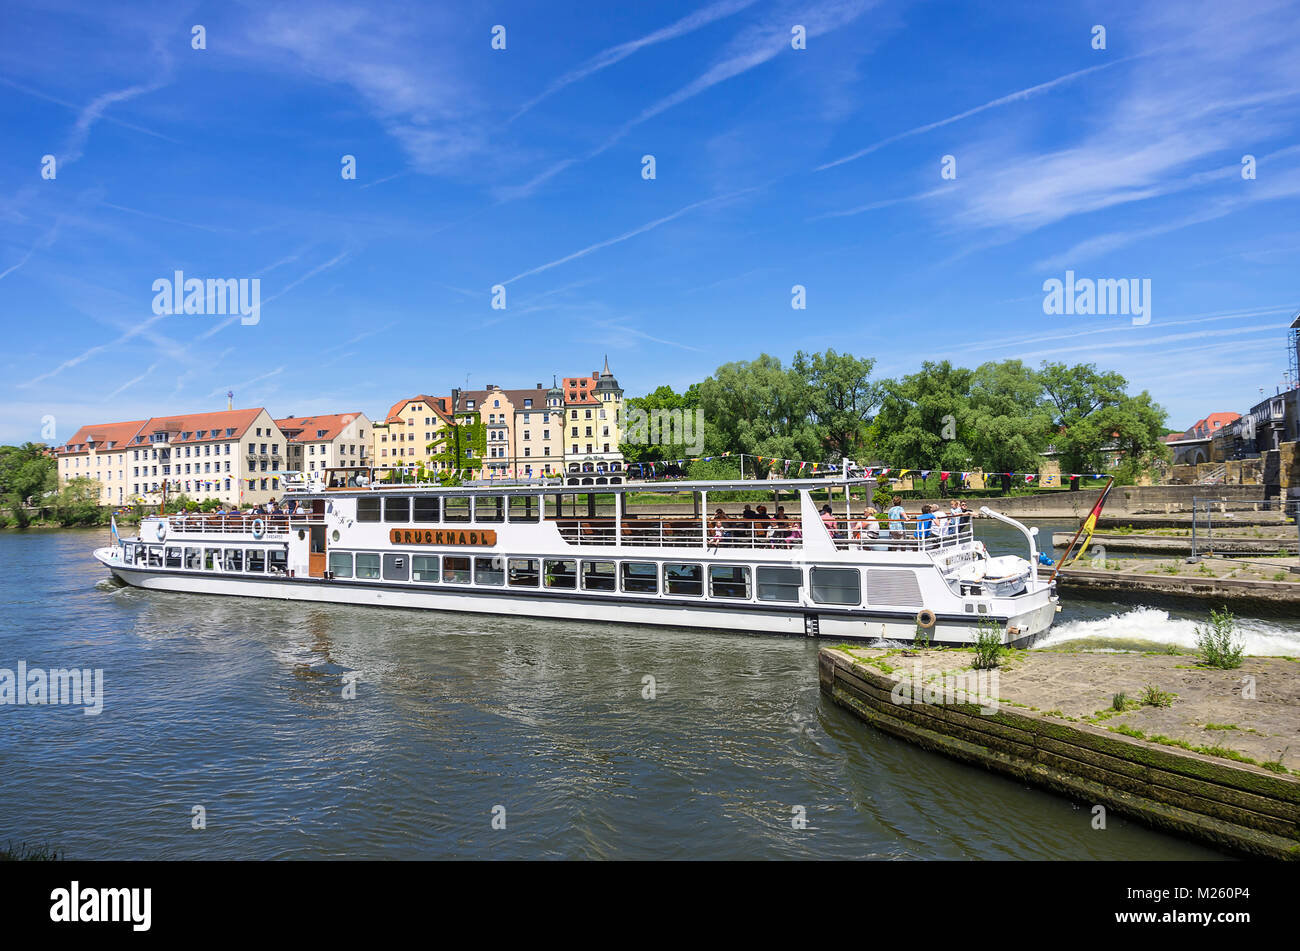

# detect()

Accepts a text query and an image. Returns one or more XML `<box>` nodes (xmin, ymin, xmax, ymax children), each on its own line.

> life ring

<box><xmin>251</xmin><ymin>518</ymin><xmax>266</xmax><ymax>539</ymax></box>
<box><xmin>155</xmin><ymin>520</ymin><xmax>167</xmax><ymax>541</ymax></box>
<box><xmin>915</xmin><ymin>608</ymin><xmax>937</xmax><ymax>630</ymax></box>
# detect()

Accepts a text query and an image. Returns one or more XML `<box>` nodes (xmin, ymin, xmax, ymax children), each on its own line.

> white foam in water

<box><xmin>1040</xmin><ymin>606</ymin><xmax>1300</xmax><ymax>656</ymax></box>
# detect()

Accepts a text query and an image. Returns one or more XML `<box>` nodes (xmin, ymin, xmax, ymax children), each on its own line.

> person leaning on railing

<box><xmin>887</xmin><ymin>496</ymin><xmax>906</xmax><ymax>541</ymax></box>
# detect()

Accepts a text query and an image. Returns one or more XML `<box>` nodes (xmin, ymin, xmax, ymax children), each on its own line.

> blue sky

<box><xmin>2</xmin><ymin>0</ymin><xmax>1298</xmax><ymax>445</ymax></box>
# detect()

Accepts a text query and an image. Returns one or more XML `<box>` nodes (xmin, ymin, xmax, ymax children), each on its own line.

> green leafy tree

<box><xmin>695</xmin><ymin>354</ymin><xmax>820</xmax><ymax>474</ymax></box>
<box><xmin>0</xmin><ymin>443</ymin><xmax>58</xmax><ymax>527</ymax></box>
<box><xmin>53</xmin><ymin>477</ymin><xmax>104</xmax><ymax>526</ymax></box>
<box><xmin>1038</xmin><ymin>362</ymin><xmax>1167</xmax><ymax>478</ymax></box>
<box><xmin>965</xmin><ymin>360</ymin><xmax>1053</xmax><ymax>474</ymax></box>
<box><xmin>619</xmin><ymin>384</ymin><xmax>702</xmax><ymax>464</ymax></box>
<box><xmin>792</xmin><ymin>349</ymin><xmax>880</xmax><ymax>462</ymax></box>
<box><xmin>872</xmin><ymin>361</ymin><xmax>976</xmax><ymax>471</ymax></box>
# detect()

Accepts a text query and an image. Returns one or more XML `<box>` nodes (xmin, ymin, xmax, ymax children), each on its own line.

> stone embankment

<box><xmin>820</xmin><ymin>646</ymin><xmax>1300</xmax><ymax>859</ymax></box>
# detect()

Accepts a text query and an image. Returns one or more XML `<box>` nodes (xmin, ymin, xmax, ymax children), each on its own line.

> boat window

<box><xmin>268</xmin><ymin>549</ymin><xmax>288</xmax><ymax>574</ymax></box>
<box><xmin>508</xmin><ymin>558</ymin><xmax>540</xmax><ymax>587</ymax></box>
<box><xmin>165</xmin><ymin>547</ymin><xmax>182</xmax><ymax>569</ymax></box>
<box><xmin>148</xmin><ymin>546</ymin><xmax>164</xmax><ymax>568</ymax></box>
<box><xmin>204</xmin><ymin>548</ymin><xmax>221</xmax><ymax>570</ymax></box>
<box><xmin>582</xmin><ymin>561</ymin><xmax>617</xmax><ymax>592</ymax></box>
<box><xmin>444</xmin><ymin>497</ymin><xmax>471</xmax><ymax>522</ymax></box>
<box><xmin>413</xmin><ymin>496</ymin><xmax>439</xmax><ymax>523</ymax></box>
<box><xmin>357</xmin><ymin>497</ymin><xmax>381</xmax><ymax>522</ymax></box>
<box><xmin>383</xmin><ymin>553</ymin><xmax>409</xmax><ymax>581</ymax></box>
<box><xmin>329</xmin><ymin>551</ymin><xmax>354</xmax><ymax>578</ymax></box>
<box><xmin>621</xmin><ymin>562</ymin><xmax>658</xmax><ymax>594</ymax></box>
<box><xmin>412</xmin><ymin>555</ymin><xmax>439</xmax><ymax>582</ymax></box>
<box><xmin>355</xmin><ymin>553</ymin><xmax>381</xmax><ymax>579</ymax></box>
<box><xmin>508</xmin><ymin>495</ymin><xmax>540</xmax><ymax>522</ymax></box>
<box><xmin>757</xmin><ymin>566</ymin><xmax>802</xmax><ymax>602</ymax></box>
<box><xmin>384</xmin><ymin>496</ymin><xmax>410</xmax><ymax>522</ymax></box>
<box><xmin>664</xmin><ymin>563</ymin><xmax>703</xmax><ymax>597</ymax></box>
<box><xmin>474</xmin><ymin>496</ymin><xmax>505</xmax><ymax>523</ymax></box>
<box><xmin>811</xmin><ymin>567</ymin><xmax>861</xmax><ymax>605</ymax></box>
<box><xmin>709</xmin><ymin>565</ymin><xmax>750</xmax><ymax>599</ymax></box>
<box><xmin>475</xmin><ymin>556</ymin><xmax>505</xmax><ymax>586</ymax></box>
<box><xmin>544</xmin><ymin>559</ymin><xmax>577</xmax><ymax>589</ymax></box>
<box><xmin>184</xmin><ymin>547</ymin><xmax>202</xmax><ymax>569</ymax></box>
<box><xmin>443</xmin><ymin>556</ymin><xmax>472</xmax><ymax>584</ymax></box>
<box><xmin>224</xmin><ymin>549</ymin><xmax>244</xmax><ymax>572</ymax></box>
<box><xmin>246</xmin><ymin>549</ymin><xmax>266</xmax><ymax>573</ymax></box>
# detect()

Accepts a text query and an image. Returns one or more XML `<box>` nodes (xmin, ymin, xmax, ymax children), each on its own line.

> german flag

<box><xmin>1065</xmin><ymin>477</ymin><xmax>1115</xmax><ymax>566</ymax></box>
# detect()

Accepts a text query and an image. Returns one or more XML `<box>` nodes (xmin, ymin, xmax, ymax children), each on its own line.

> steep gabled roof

<box><xmin>59</xmin><ymin>419</ymin><xmax>148</xmax><ymax>455</ymax></box>
<box><xmin>384</xmin><ymin>395</ymin><xmax>451</xmax><ymax>426</ymax></box>
<box><xmin>275</xmin><ymin>413</ymin><xmax>367</xmax><ymax>443</ymax></box>
<box><xmin>134</xmin><ymin>408</ymin><xmax>264</xmax><ymax>445</ymax></box>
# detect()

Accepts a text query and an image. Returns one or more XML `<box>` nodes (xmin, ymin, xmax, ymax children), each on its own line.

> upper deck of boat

<box><xmin>289</xmin><ymin>469</ymin><xmax>878</xmax><ymax>498</ymax></box>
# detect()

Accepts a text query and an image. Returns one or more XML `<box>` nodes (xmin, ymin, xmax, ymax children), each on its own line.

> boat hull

<box><xmin>97</xmin><ymin>550</ymin><xmax>1057</xmax><ymax>647</ymax></box>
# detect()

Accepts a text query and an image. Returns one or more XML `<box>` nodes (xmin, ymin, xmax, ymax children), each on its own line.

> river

<box><xmin>2</xmin><ymin>526</ymin><xmax>1293</xmax><ymax>860</ymax></box>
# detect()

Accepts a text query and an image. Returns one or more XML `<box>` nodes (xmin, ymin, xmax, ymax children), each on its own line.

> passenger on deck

<box><xmin>887</xmin><ymin>496</ymin><xmax>906</xmax><ymax>540</ymax></box>
<box><xmin>947</xmin><ymin>499</ymin><xmax>962</xmax><ymax>536</ymax></box>
<box><xmin>820</xmin><ymin>504</ymin><xmax>839</xmax><ymax>538</ymax></box>
<box><xmin>754</xmin><ymin>505</ymin><xmax>771</xmax><ymax>542</ymax></box>
<box><xmin>708</xmin><ymin>508</ymin><xmax>731</xmax><ymax>546</ymax></box>
<box><xmin>770</xmin><ymin>505</ymin><xmax>791</xmax><ymax>544</ymax></box>
<box><xmin>931</xmin><ymin>504</ymin><xmax>948</xmax><ymax>540</ymax></box>
<box><xmin>852</xmin><ymin>506</ymin><xmax>881</xmax><ymax>547</ymax></box>
<box><xmin>914</xmin><ymin>504</ymin><xmax>935</xmax><ymax>541</ymax></box>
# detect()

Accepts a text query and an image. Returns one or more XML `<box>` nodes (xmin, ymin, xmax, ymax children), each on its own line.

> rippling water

<box><xmin>0</xmin><ymin>529</ymin><xmax>1232</xmax><ymax>860</ymax></box>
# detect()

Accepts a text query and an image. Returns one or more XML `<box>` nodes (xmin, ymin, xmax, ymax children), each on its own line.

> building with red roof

<box><xmin>57</xmin><ymin>407</ymin><xmax>288</xmax><ymax>507</ymax></box>
<box><xmin>275</xmin><ymin>412</ymin><xmax>372</xmax><ymax>475</ymax></box>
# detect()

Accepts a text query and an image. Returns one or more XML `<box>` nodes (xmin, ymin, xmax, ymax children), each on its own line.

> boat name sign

<box><xmin>388</xmin><ymin>529</ymin><xmax>498</xmax><ymax>546</ymax></box>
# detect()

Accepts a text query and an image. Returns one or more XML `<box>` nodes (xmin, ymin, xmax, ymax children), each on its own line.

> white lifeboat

<box><xmin>956</xmin><ymin>555</ymin><xmax>1032</xmax><ymax>597</ymax></box>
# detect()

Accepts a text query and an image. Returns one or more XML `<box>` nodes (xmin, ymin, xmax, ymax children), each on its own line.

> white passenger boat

<box><xmin>94</xmin><ymin>470</ymin><xmax>1059</xmax><ymax>645</ymax></box>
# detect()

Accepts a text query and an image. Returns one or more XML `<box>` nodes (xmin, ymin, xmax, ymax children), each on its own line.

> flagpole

<box><xmin>1049</xmin><ymin>476</ymin><xmax>1114</xmax><ymax>583</ymax></box>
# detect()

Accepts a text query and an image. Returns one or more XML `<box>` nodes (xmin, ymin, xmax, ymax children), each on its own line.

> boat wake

<box><xmin>1039</xmin><ymin>606</ymin><xmax>1300</xmax><ymax>656</ymax></box>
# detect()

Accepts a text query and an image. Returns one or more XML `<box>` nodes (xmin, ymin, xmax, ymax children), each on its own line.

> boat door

<box><xmin>308</xmin><ymin>524</ymin><xmax>327</xmax><ymax>577</ymax></box>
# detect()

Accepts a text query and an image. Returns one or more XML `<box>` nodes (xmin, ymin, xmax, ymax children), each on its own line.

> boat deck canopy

<box><xmin>294</xmin><ymin>474</ymin><xmax>878</xmax><ymax>497</ymax></box>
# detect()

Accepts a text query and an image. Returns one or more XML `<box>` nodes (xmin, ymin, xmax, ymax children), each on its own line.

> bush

<box><xmin>52</xmin><ymin>478</ymin><xmax>103</xmax><ymax>527</ymax></box>
<box><xmin>972</xmin><ymin>619</ymin><xmax>1003</xmax><ymax>669</ymax></box>
<box><xmin>1194</xmin><ymin>607</ymin><xmax>1245</xmax><ymax>669</ymax></box>
<box><xmin>1139</xmin><ymin>684</ymin><xmax>1176</xmax><ymax>707</ymax></box>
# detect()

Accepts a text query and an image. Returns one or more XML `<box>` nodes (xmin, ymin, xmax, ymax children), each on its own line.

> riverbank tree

<box><xmin>626</xmin><ymin>352</ymin><xmax>1168</xmax><ymax>487</ymax></box>
<box><xmin>0</xmin><ymin>443</ymin><xmax>57</xmax><ymax>528</ymax></box>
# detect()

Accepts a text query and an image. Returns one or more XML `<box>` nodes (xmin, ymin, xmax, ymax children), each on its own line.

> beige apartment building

<box><xmin>371</xmin><ymin>395</ymin><xmax>452</xmax><ymax>475</ymax></box>
<box><xmin>276</xmin><ymin>412</ymin><xmax>372</xmax><ymax>474</ymax></box>
<box><xmin>562</xmin><ymin>359</ymin><xmax>625</xmax><ymax>482</ymax></box>
<box><xmin>57</xmin><ymin>407</ymin><xmax>287</xmax><ymax>507</ymax></box>
<box><xmin>56</xmin><ymin>419</ymin><xmax>147</xmax><ymax>507</ymax></box>
<box><xmin>368</xmin><ymin>360</ymin><xmax>626</xmax><ymax>483</ymax></box>
<box><xmin>460</xmin><ymin>382</ymin><xmax>564</xmax><ymax>479</ymax></box>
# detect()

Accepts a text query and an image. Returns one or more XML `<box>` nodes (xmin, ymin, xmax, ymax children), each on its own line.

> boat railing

<box><xmin>164</xmin><ymin>513</ymin><xmax>323</xmax><ymax>535</ymax></box>
<box><xmin>553</xmin><ymin>517</ymin><xmax>804</xmax><ymax>549</ymax></box>
<box><xmin>824</xmin><ymin>516</ymin><xmax>975</xmax><ymax>552</ymax></box>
